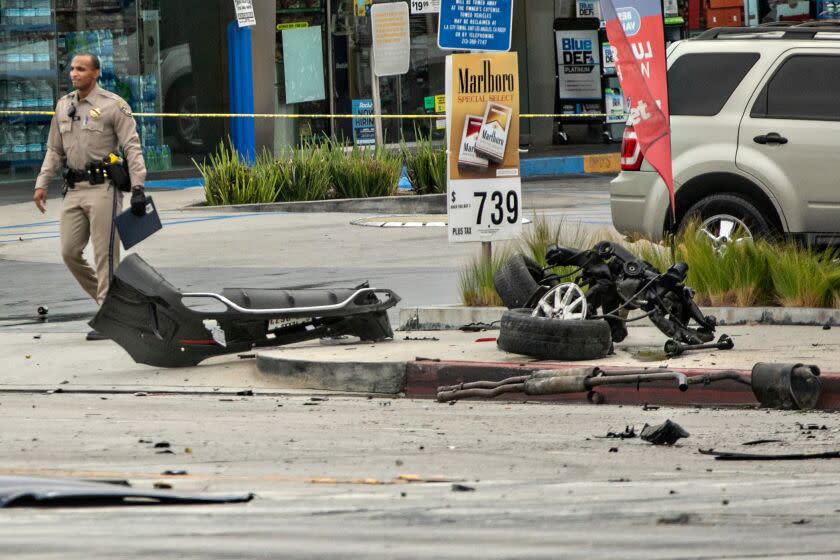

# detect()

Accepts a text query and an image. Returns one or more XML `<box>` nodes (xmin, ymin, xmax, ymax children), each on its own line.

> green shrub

<box><xmin>458</xmin><ymin>216</ymin><xmax>840</xmax><ymax>308</ymax></box>
<box><xmin>402</xmin><ymin>128</ymin><xmax>446</xmax><ymax>195</ymax></box>
<box><xmin>459</xmin><ymin>247</ymin><xmax>513</xmax><ymax>307</ymax></box>
<box><xmin>330</xmin><ymin>143</ymin><xmax>401</xmax><ymax>199</ymax></box>
<box><xmin>279</xmin><ymin>139</ymin><xmax>333</xmax><ymax>202</ymax></box>
<box><xmin>197</xmin><ymin>141</ymin><xmax>284</xmax><ymax>206</ymax></box>
<box><xmin>765</xmin><ymin>243</ymin><xmax>840</xmax><ymax>307</ymax></box>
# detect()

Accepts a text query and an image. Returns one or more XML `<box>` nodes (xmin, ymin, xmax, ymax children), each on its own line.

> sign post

<box><xmin>370</xmin><ymin>2</ymin><xmax>410</xmax><ymax>146</ymax></box>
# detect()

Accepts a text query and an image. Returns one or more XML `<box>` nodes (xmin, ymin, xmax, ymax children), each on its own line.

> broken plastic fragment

<box><xmin>640</xmin><ymin>420</ymin><xmax>690</xmax><ymax>445</ymax></box>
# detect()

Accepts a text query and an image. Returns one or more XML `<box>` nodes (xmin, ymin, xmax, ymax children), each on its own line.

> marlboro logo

<box><xmin>458</xmin><ymin>60</ymin><xmax>515</xmax><ymax>94</ymax></box>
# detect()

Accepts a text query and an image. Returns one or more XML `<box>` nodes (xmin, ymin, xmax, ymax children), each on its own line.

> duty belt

<box><xmin>63</xmin><ymin>162</ymin><xmax>106</xmax><ymax>188</ymax></box>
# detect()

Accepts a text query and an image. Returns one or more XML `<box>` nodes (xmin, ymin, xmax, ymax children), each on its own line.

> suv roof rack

<box><xmin>695</xmin><ymin>24</ymin><xmax>840</xmax><ymax>40</ymax></box>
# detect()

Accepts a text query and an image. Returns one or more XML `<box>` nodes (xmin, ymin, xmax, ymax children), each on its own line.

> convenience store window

<box><xmin>329</xmin><ymin>0</ymin><xmax>446</xmax><ymax>145</ymax></box>
<box><xmin>0</xmin><ymin>0</ymin><xmax>225</xmax><ymax>185</ymax></box>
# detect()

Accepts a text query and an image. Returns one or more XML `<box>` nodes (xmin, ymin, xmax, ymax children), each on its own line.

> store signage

<box><xmin>351</xmin><ymin>99</ymin><xmax>376</xmax><ymax>146</ymax></box>
<box><xmin>434</xmin><ymin>94</ymin><xmax>446</xmax><ymax>113</ymax></box>
<box><xmin>604</xmin><ymin>88</ymin><xmax>627</xmax><ymax>123</ymax></box>
<box><xmin>233</xmin><ymin>0</ymin><xmax>256</xmax><ymax>27</ymax></box>
<box><xmin>576</xmin><ymin>0</ymin><xmax>602</xmax><ymax>20</ymax></box>
<box><xmin>555</xmin><ymin>29</ymin><xmax>602</xmax><ymax>103</ymax></box>
<box><xmin>603</xmin><ymin>0</ymin><xmax>674</xmax><ymax>214</ymax></box>
<box><xmin>276</xmin><ymin>22</ymin><xmax>309</xmax><ymax>31</ymax></box>
<box><xmin>445</xmin><ymin>52</ymin><xmax>521</xmax><ymax>243</ymax></box>
<box><xmin>602</xmin><ymin>42</ymin><xmax>617</xmax><ymax>74</ymax></box>
<box><xmin>355</xmin><ymin>0</ymin><xmax>373</xmax><ymax>17</ymax></box>
<box><xmin>438</xmin><ymin>0</ymin><xmax>513</xmax><ymax>52</ymax></box>
<box><xmin>371</xmin><ymin>2</ymin><xmax>410</xmax><ymax>76</ymax></box>
<box><xmin>410</xmin><ymin>0</ymin><xmax>441</xmax><ymax>14</ymax></box>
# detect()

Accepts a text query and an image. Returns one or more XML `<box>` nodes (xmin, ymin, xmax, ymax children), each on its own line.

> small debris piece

<box><xmin>700</xmin><ymin>448</ymin><xmax>840</xmax><ymax>461</ymax></box>
<box><xmin>60</xmin><ymin>380</ymin><xmax>68</xmax><ymax>385</ymax></box>
<box><xmin>742</xmin><ymin>439</ymin><xmax>784</xmax><ymax>446</ymax></box>
<box><xmin>33</xmin><ymin>335</ymin><xmax>41</xmax><ymax>340</ymax></box>
<box><xmin>448</xmin><ymin>401</ymin><xmax>456</xmax><ymax>406</ymax></box>
<box><xmin>415</xmin><ymin>357</ymin><xmax>441</xmax><ymax>362</ymax></box>
<box><xmin>793</xmin><ymin>519</ymin><xmax>810</xmax><ymax>525</ymax></box>
<box><xmin>134</xmin><ymin>392</ymin><xmax>148</xmax><ymax>397</ymax></box>
<box><xmin>138</xmin><ymin>439</ymin><xmax>152</xmax><ymax>444</ymax></box>
<box><xmin>608</xmin><ymin>447</ymin><xmax>619</xmax><ymax>453</ymax></box>
<box><xmin>395</xmin><ymin>459</ymin><xmax>404</xmax><ymax>466</ymax></box>
<box><xmin>161</xmin><ymin>470</ymin><xmax>188</xmax><ymax>476</ymax></box>
<box><xmin>236</xmin><ymin>390</ymin><xmax>254</xmax><ymax>396</ymax></box>
<box><xmin>451</xmin><ymin>484</ymin><xmax>475</xmax><ymax>492</ymax></box>
<box><xmin>658</xmin><ymin>513</ymin><xmax>692</xmax><ymax>525</ymax></box>
<box><xmin>722</xmin><ymin>500</ymin><xmax>729</xmax><ymax>506</ymax></box>
<box><xmin>599</xmin><ymin>426</ymin><xmax>637</xmax><ymax>440</ymax></box>
<box><xmin>642</xmin><ymin>404</ymin><xmax>660</xmax><ymax>411</ymax></box>
<box><xmin>640</xmin><ymin>420</ymin><xmax>690</xmax><ymax>445</ymax></box>
<box><xmin>309</xmin><ymin>397</ymin><xmax>328</xmax><ymax>402</ymax></box>
<box><xmin>474</xmin><ymin>338</ymin><xmax>496</xmax><ymax>343</ymax></box>
<box><xmin>303</xmin><ymin>402</ymin><xmax>320</xmax><ymax>406</ymax></box>
<box><xmin>400</xmin><ymin>492</ymin><xmax>407</xmax><ymax>498</ymax></box>
<box><xmin>37</xmin><ymin>306</ymin><xmax>48</xmax><ymax>315</ymax></box>
<box><xmin>608</xmin><ymin>478</ymin><xmax>630</xmax><ymax>482</ymax></box>
<box><xmin>156</xmin><ymin>450</ymin><xmax>174</xmax><ymax>455</ymax></box>
<box><xmin>153</xmin><ymin>482</ymin><xmax>172</xmax><ymax>490</ymax></box>
<box><xmin>185</xmin><ymin>448</ymin><xmax>193</xmax><ymax>454</ymax></box>
<box><xmin>45</xmin><ymin>388</ymin><xmax>63</xmax><ymax>395</ymax></box>
<box><xmin>403</xmin><ymin>336</ymin><xmax>439</xmax><ymax>341</ymax></box>
<box><xmin>238</xmin><ymin>354</ymin><xmax>255</xmax><ymax>359</ymax></box>
<box><xmin>154</xmin><ymin>442</ymin><xmax>170</xmax><ymax>448</ymax></box>
<box><xmin>823</xmin><ymin>322</ymin><xmax>832</xmax><ymax>331</ymax></box>
<box><xmin>25</xmin><ymin>354</ymin><xmax>31</xmax><ymax>359</ymax></box>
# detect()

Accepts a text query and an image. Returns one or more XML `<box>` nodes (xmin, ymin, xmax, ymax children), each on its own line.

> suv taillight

<box><xmin>620</xmin><ymin>127</ymin><xmax>644</xmax><ymax>171</ymax></box>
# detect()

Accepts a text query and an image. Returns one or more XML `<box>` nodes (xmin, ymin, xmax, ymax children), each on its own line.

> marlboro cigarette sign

<box><xmin>445</xmin><ymin>52</ymin><xmax>521</xmax><ymax>243</ymax></box>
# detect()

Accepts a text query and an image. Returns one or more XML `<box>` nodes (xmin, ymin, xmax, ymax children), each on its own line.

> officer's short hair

<box><xmin>71</xmin><ymin>52</ymin><xmax>101</xmax><ymax>70</ymax></box>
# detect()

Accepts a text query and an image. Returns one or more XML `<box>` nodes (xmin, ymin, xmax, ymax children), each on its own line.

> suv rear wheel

<box><xmin>681</xmin><ymin>193</ymin><xmax>771</xmax><ymax>249</ymax></box>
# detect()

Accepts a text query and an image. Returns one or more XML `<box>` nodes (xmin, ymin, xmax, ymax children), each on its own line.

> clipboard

<box><xmin>114</xmin><ymin>195</ymin><xmax>162</xmax><ymax>250</ymax></box>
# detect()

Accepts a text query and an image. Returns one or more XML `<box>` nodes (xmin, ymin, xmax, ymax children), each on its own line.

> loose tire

<box><xmin>497</xmin><ymin>308</ymin><xmax>612</xmax><ymax>361</ymax></box>
<box><xmin>681</xmin><ymin>193</ymin><xmax>772</xmax><ymax>245</ymax></box>
<box><xmin>493</xmin><ymin>254</ymin><xmax>543</xmax><ymax>309</ymax></box>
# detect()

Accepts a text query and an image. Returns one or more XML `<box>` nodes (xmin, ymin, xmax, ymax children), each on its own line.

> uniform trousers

<box><xmin>59</xmin><ymin>182</ymin><xmax>123</xmax><ymax>304</ymax></box>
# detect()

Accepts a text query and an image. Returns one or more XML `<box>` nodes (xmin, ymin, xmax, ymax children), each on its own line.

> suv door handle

<box><xmin>753</xmin><ymin>132</ymin><xmax>788</xmax><ymax>145</ymax></box>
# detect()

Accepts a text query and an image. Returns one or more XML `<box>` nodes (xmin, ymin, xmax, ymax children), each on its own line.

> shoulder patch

<box><xmin>119</xmin><ymin>103</ymin><xmax>132</xmax><ymax>117</ymax></box>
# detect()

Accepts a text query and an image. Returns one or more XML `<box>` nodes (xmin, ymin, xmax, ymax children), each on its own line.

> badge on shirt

<box><xmin>89</xmin><ymin>107</ymin><xmax>101</xmax><ymax>119</ymax></box>
<box><xmin>119</xmin><ymin>103</ymin><xmax>132</xmax><ymax>117</ymax></box>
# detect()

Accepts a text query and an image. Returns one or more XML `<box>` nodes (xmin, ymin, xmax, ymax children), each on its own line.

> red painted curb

<box><xmin>406</xmin><ymin>360</ymin><xmax>840</xmax><ymax>409</ymax></box>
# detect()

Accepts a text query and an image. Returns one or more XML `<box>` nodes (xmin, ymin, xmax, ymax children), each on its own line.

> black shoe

<box><xmin>86</xmin><ymin>329</ymin><xmax>109</xmax><ymax>341</ymax></box>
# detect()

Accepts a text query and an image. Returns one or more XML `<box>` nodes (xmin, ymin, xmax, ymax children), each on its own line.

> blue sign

<box><xmin>351</xmin><ymin>99</ymin><xmax>376</xmax><ymax>146</ymax></box>
<box><xmin>437</xmin><ymin>0</ymin><xmax>513</xmax><ymax>52</ymax></box>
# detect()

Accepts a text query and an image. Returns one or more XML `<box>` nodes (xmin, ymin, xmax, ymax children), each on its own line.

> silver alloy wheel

<box><xmin>531</xmin><ymin>283</ymin><xmax>588</xmax><ymax>320</ymax></box>
<box><xmin>698</xmin><ymin>214</ymin><xmax>753</xmax><ymax>251</ymax></box>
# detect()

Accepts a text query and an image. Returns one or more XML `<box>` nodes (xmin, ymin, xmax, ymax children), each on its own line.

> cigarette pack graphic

<box><xmin>473</xmin><ymin>102</ymin><xmax>512</xmax><ymax>163</ymax></box>
<box><xmin>458</xmin><ymin>115</ymin><xmax>489</xmax><ymax>170</ymax></box>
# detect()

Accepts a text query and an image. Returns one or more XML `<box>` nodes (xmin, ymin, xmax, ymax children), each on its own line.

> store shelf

<box><xmin>2</xmin><ymin>70</ymin><xmax>57</xmax><ymax>79</ymax></box>
<box><xmin>0</xmin><ymin>24</ymin><xmax>57</xmax><ymax>33</ymax></box>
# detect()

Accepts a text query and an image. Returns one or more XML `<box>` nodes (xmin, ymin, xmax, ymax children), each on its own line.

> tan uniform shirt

<box><xmin>35</xmin><ymin>84</ymin><xmax>146</xmax><ymax>192</ymax></box>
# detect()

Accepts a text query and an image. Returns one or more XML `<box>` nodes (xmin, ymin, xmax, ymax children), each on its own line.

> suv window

<box><xmin>669</xmin><ymin>53</ymin><xmax>760</xmax><ymax>116</ymax></box>
<box><xmin>751</xmin><ymin>55</ymin><xmax>840</xmax><ymax>121</ymax></box>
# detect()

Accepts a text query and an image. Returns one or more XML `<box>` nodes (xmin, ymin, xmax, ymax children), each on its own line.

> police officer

<box><xmin>33</xmin><ymin>53</ymin><xmax>147</xmax><ymax>340</ymax></box>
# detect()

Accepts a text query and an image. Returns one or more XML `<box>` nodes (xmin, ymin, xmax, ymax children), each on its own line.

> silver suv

<box><xmin>610</xmin><ymin>25</ymin><xmax>840</xmax><ymax>246</ymax></box>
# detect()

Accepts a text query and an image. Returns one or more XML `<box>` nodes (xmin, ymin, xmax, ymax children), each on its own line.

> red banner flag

<box><xmin>603</xmin><ymin>0</ymin><xmax>674</xmax><ymax>218</ymax></box>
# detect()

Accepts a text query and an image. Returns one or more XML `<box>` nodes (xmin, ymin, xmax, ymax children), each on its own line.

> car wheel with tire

<box><xmin>493</xmin><ymin>254</ymin><xmax>544</xmax><ymax>309</ymax></box>
<box><xmin>496</xmin><ymin>308</ymin><xmax>612</xmax><ymax>361</ymax></box>
<box><xmin>681</xmin><ymin>193</ymin><xmax>772</xmax><ymax>249</ymax></box>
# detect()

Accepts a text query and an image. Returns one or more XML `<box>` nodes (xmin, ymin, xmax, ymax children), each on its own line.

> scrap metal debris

<box><xmin>742</xmin><ymin>439</ymin><xmax>784</xmax><ymax>446</ymax></box>
<box><xmin>0</xmin><ymin>476</ymin><xmax>252</xmax><ymax>508</ymax></box>
<box><xmin>640</xmin><ymin>420</ymin><xmax>690</xmax><ymax>445</ymax></box>
<box><xmin>598</xmin><ymin>426</ymin><xmax>637</xmax><ymax>440</ymax></box>
<box><xmin>700</xmin><ymin>449</ymin><xmax>840</xmax><ymax>461</ymax></box>
<box><xmin>451</xmin><ymin>484</ymin><xmax>475</xmax><ymax>492</ymax></box>
<box><xmin>403</xmin><ymin>336</ymin><xmax>440</xmax><ymax>341</ymax></box>
<box><xmin>459</xmin><ymin>321</ymin><xmax>499</xmax><ymax>332</ymax></box>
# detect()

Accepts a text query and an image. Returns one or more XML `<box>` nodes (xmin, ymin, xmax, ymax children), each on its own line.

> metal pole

<box><xmin>370</xmin><ymin>51</ymin><xmax>384</xmax><ymax>146</ymax></box>
<box><xmin>326</xmin><ymin>0</ymin><xmax>335</xmax><ymax>139</ymax></box>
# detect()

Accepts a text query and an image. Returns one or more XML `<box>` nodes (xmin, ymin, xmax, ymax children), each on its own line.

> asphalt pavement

<box><xmin>4</xmin><ymin>177</ymin><xmax>840</xmax><ymax>558</ymax></box>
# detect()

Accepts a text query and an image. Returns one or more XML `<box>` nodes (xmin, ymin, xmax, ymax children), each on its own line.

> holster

<box><xmin>104</xmin><ymin>156</ymin><xmax>132</xmax><ymax>192</ymax></box>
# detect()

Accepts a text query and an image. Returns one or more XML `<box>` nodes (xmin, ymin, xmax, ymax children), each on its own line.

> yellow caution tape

<box><xmin>0</xmin><ymin>110</ymin><xmax>620</xmax><ymax>120</ymax></box>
